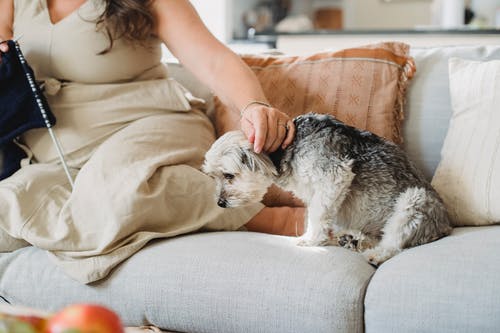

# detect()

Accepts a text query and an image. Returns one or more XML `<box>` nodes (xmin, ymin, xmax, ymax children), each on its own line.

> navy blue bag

<box><xmin>0</xmin><ymin>40</ymin><xmax>57</xmax><ymax>180</ymax></box>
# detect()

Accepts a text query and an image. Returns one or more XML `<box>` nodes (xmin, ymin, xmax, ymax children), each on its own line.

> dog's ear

<box><xmin>239</xmin><ymin>148</ymin><xmax>278</xmax><ymax>177</ymax></box>
<box><xmin>240</xmin><ymin>149</ymin><xmax>249</xmax><ymax>167</ymax></box>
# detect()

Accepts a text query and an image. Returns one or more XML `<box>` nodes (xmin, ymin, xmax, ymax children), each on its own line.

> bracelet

<box><xmin>240</xmin><ymin>100</ymin><xmax>271</xmax><ymax>117</ymax></box>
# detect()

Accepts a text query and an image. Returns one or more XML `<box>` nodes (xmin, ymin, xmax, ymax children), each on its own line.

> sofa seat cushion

<box><xmin>0</xmin><ymin>231</ymin><xmax>375</xmax><ymax>333</ymax></box>
<box><xmin>365</xmin><ymin>226</ymin><xmax>500</xmax><ymax>333</ymax></box>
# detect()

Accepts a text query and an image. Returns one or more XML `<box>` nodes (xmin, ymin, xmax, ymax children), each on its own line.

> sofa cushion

<box><xmin>431</xmin><ymin>58</ymin><xmax>500</xmax><ymax>226</ymax></box>
<box><xmin>0</xmin><ymin>231</ymin><xmax>375</xmax><ymax>333</ymax></box>
<box><xmin>364</xmin><ymin>226</ymin><xmax>500</xmax><ymax>333</ymax></box>
<box><xmin>404</xmin><ymin>45</ymin><xmax>500</xmax><ymax>179</ymax></box>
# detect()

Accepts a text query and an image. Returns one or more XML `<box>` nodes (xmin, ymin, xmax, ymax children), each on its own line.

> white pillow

<box><xmin>405</xmin><ymin>45</ymin><xmax>500</xmax><ymax>180</ymax></box>
<box><xmin>431</xmin><ymin>57</ymin><xmax>500</xmax><ymax>226</ymax></box>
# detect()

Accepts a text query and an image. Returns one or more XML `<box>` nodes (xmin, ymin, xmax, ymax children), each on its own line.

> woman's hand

<box><xmin>0</xmin><ymin>40</ymin><xmax>9</xmax><ymax>53</ymax></box>
<box><xmin>0</xmin><ymin>40</ymin><xmax>8</xmax><ymax>66</ymax></box>
<box><xmin>240</xmin><ymin>103</ymin><xmax>295</xmax><ymax>153</ymax></box>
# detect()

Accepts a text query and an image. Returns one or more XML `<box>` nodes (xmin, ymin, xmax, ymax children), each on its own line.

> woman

<box><xmin>0</xmin><ymin>0</ymin><xmax>304</xmax><ymax>283</ymax></box>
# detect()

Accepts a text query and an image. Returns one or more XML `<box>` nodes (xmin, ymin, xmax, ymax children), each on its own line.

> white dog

<box><xmin>202</xmin><ymin>114</ymin><xmax>452</xmax><ymax>266</ymax></box>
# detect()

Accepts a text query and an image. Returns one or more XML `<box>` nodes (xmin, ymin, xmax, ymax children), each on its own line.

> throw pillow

<box><xmin>214</xmin><ymin>42</ymin><xmax>415</xmax><ymax>207</ymax></box>
<box><xmin>214</xmin><ymin>41</ymin><xmax>415</xmax><ymax>143</ymax></box>
<box><xmin>431</xmin><ymin>58</ymin><xmax>500</xmax><ymax>226</ymax></box>
<box><xmin>404</xmin><ymin>45</ymin><xmax>500</xmax><ymax>180</ymax></box>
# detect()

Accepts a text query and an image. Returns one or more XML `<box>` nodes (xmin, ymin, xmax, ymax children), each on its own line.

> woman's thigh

<box><xmin>70</xmin><ymin>110</ymin><xmax>219</xmax><ymax>225</ymax></box>
<box><xmin>82</xmin><ymin>110</ymin><xmax>216</xmax><ymax>173</ymax></box>
<box><xmin>0</xmin><ymin>163</ymin><xmax>74</xmax><ymax>241</ymax></box>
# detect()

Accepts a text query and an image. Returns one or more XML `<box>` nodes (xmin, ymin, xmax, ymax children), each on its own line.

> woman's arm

<box><xmin>0</xmin><ymin>0</ymin><xmax>14</xmax><ymax>53</ymax></box>
<box><xmin>151</xmin><ymin>0</ymin><xmax>294</xmax><ymax>153</ymax></box>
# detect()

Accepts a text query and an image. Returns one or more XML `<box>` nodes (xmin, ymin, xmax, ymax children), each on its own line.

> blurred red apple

<box><xmin>0</xmin><ymin>313</ymin><xmax>47</xmax><ymax>333</ymax></box>
<box><xmin>45</xmin><ymin>304</ymin><xmax>124</xmax><ymax>333</ymax></box>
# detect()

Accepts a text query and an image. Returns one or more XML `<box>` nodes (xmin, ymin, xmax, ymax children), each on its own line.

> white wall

<box><xmin>190</xmin><ymin>0</ymin><xmax>232</xmax><ymax>42</ymax></box>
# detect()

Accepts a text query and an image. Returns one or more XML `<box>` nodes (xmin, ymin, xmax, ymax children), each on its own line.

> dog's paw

<box><xmin>336</xmin><ymin>231</ymin><xmax>375</xmax><ymax>252</ymax></box>
<box><xmin>337</xmin><ymin>234</ymin><xmax>359</xmax><ymax>251</ymax></box>
<box><xmin>362</xmin><ymin>249</ymin><xmax>383</xmax><ymax>267</ymax></box>
<box><xmin>362</xmin><ymin>247</ymin><xmax>400</xmax><ymax>267</ymax></box>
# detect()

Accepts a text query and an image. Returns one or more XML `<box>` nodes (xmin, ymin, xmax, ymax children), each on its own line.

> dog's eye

<box><xmin>223</xmin><ymin>173</ymin><xmax>235</xmax><ymax>180</ymax></box>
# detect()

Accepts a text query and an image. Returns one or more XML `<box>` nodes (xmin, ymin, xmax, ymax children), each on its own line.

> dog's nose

<box><xmin>217</xmin><ymin>198</ymin><xmax>228</xmax><ymax>208</ymax></box>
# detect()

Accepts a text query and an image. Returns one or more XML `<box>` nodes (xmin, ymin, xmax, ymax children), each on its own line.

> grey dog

<box><xmin>202</xmin><ymin>113</ymin><xmax>452</xmax><ymax>265</ymax></box>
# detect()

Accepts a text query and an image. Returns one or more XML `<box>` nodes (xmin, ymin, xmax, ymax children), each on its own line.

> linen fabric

<box><xmin>12</xmin><ymin>0</ymin><xmax>193</xmax><ymax>165</ymax></box>
<box><xmin>0</xmin><ymin>226</ymin><xmax>29</xmax><ymax>253</ymax></box>
<box><xmin>0</xmin><ymin>0</ymin><xmax>263</xmax><ymax>283</ymax></box>
<box><xmin>431</xmin><ymin>58</ymin><xmax>500</xmax><ymax>226</ymax></box>
<box><xmin>365</xmin><ymin>226</ymin><xmax>500</xmax><ymax>332</ymax></box>
<box><xmin>0</xmin><ymin>232</ymin><xmax>375</xmax><ymax>333</ymax></box>
<box><xmin>0</xmin><ymin>111</ymin><xmax>263</xmax><ymax>284</ymax></box>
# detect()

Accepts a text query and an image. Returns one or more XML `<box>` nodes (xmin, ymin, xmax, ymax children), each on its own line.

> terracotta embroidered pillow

<box><xmin>214</xmin><ymin>42</ymin><xmax>416</xmax><ymax>206</ymax></box>
<box><xmin>215</xmin><ymin>42</ymin><xmax>415</xmax><ymax>142</ymax></box>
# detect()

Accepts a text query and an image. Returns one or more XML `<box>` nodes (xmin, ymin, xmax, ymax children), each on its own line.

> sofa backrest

<box><xmin>167</xmin><ymin>44</ymin><xmax>500</xmax><ymax>181</ymax></box>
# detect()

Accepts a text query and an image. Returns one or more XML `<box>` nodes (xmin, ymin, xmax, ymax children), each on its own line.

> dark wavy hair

<box><xmin>96</xmin><ymin>0</ymin><xmax>155</xmax><ymax>54</ymax></box>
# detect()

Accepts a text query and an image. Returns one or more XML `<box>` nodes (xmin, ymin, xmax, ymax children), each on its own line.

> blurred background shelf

<box><xmin>185</xmin><ymin>0</ymin><xmax>500</xmax><ymax>55</ymax></box>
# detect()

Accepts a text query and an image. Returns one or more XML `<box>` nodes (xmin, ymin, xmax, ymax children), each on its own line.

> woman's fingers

<box><xmin>267</xmin><ymin>119</ymin><xmax>288</xmax><ymax>152</ymax></box>
<box><xmin>282</xmin><ymin>119</ymin><xmax>295</xmax><ymax>149</ymax></box>
<box><xmin>0</xmin><ymin>44</ymin><xmax>7</xmax><ymax>53</ymax></box>
<box><xmin>240</xmin><ymin>105</ymin><xmax>294</xmax><ymax>153</ymax></box>
<box><xmin>263</xmin><ymin>111</ymin><xmax>280</xmax><ymax>152</ymax></box>
<box><xmin>0</xmin><ymin>39</ymin><xmax>9</xmax><ymax>53</ymax></box>
<box><xmin>240</xmin><ymin>117</ymin><xmax>255</xmax><ymax>144</ymax></box>
<box><xmin>241</xmin><ymin>105</ymin><xmax>268</xmax><ymax>153</ymax></box>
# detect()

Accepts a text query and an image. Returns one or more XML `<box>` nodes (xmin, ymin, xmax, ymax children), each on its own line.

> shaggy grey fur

<box><xmin>203</xmin><ymin>113</ymin><xmax>452</xmax><ymax>265</ymax></box>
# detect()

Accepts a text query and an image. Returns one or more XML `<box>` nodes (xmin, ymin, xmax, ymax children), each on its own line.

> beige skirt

<box><xmin>0</xmin><ymin>79</ymin><xmax>263</xmax><ymax>283</ymax></box>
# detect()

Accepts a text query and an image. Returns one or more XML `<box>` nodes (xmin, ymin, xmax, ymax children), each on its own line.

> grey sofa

<box><xmin>1</xmin><ymin>44</ymin><xmax>499</xmax><ymax>333</ymax></box>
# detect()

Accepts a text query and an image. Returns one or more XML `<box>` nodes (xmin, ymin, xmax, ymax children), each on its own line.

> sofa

<box><xmin>1</xmin><ymin>42</ymin><xmax>499</xmax><ymax>333</ymax></box>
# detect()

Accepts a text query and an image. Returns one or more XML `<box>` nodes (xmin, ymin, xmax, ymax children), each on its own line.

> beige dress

<box><xmin>0</xmin><ymin>0</ymin><xmax>263</xmax><ymax>283</ymax></box>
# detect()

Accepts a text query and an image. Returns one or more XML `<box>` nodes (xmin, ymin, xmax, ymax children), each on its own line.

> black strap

<box><xmin>0</xmin><ymin>295</ymin><xmax>11</xmax><ymax>304</ymax></box>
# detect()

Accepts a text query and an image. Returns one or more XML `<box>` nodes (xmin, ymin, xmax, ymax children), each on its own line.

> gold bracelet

<box><xmin>240</xmin><ymin>100</ymin><xmax>271</xmax><ymax>117</ymax></box>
